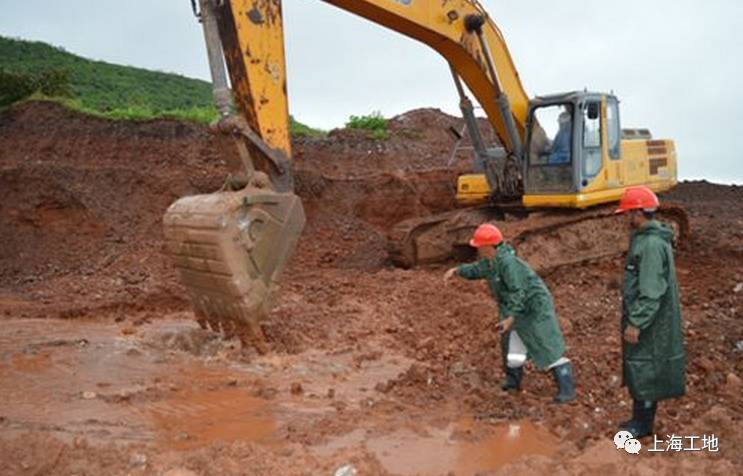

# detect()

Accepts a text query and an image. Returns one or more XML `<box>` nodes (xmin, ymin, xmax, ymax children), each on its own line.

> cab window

<box><xmin>607</xmin><ymin>98</ymin><xmax>621</xmax><ymax>160</ymax></box>
<box><xmin>582</xmin><ymin>101</ymin><xmax>602</xmax><ymax>178</ymax></box>
<box><xmin>526</xmin><ymin>103</ymin><xmax>574</xmax><ymax>193</ymax></box>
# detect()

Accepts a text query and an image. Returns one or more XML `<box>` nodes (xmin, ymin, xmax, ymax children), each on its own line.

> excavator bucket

<box><xmin>163</xmin><ymin>185</ymin><xmax>304</xmax><ymax>352</ymax></box>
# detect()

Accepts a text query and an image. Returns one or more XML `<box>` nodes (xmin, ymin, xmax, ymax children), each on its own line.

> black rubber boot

<box><xmin>500</xmin><ymin>366</ymin><xmax>524</xmax><ymax>391</ymax></box>
<box><xmin>551</xmin><ymin>362</ymin><xmax>576</xmax><ymax>403</ymax></box>
<box><xmin>619</xmin><ymin>400</ymin><xmax>656</xmax><ymax>438</ymax></box>
<box><xmin>619</xmin><ymin>398</ymin><xmax>643</xmax><ymax>429</ymax></box>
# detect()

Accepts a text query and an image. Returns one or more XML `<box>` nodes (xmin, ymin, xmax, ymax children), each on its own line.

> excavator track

<box><xmin>388</xmin><ymin>203</ymin><xmax>690</xmax><ymax>272</ymax></box>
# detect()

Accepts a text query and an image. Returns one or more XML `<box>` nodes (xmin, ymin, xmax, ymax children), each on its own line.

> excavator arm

<box><xmin>164</xmin><ymin>0</ymin><xmax>533</xmax><ymax>351</ymax></box>
<box><xmin>210</xmin><ymin>0</ymin><xmax>530</xmax><ymax>188</ymax></box>
<box><xmin>326</xmin><ymin>0</ymin><xmax>529</xmax><ymax>155</ymax></box>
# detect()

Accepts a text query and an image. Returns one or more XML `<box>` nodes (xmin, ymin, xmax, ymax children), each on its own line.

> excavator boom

<box><xmin>162</xmin><ymin>0</ymin><xmax>683</xmax><ymax>350</ymax></box>
<box><xmin>163</xmin><ymin>0</ymin><xmax>536</xmax><ymax>351</ymax></box>
<box><xmin>324</xmin><ymin>0</ymin><xmax>528</xmax><ymax>153</ymax></box>
<box><xmin>212</xmin><ymin>0</ymin><xmax>530</xmax><ymax>182</ymax></box>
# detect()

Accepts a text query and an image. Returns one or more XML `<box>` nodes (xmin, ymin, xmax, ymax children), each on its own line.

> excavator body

<box><xmin>163</xmin><ymin>0</ymin><xmax>686</xmax><ymax>350</ymax></box>
<box><xmin>457</xmin><ymin>92</ymin><xmax>677</xmax><ymax>208</ymax></box>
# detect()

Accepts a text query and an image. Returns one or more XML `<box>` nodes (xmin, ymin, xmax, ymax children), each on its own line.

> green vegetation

<box><xmin>0</xmin><ymin>69</ymin><xmax>73</xmax><ymax>107</ymax></box>
<box><xmin>346</xmin><ymin>111</ymin><xmax>389</xmax><ymax>140</ymax></box>
<box><xmin>0</xmin><ymin>36</ymin><xmax>212</xmax><ymax>112</ymax></box>
<box><xmin>26</xmin><ymin>94</ymin><xmax>221</xmax><ymax>123</ymax></box>
<box><xmin>0</xmin><ymin>36</ymin><xmax>218</xmax><ymax>123</ymax></box>
<box><xmin>289</xmin><ymin>115</ymin><xmax>326</xmax><ymax>137</ymax></box>
<box><xmin>0</xmin><ymin>36</ymin><xmax>324</xmax><ymax>133</ymax></box>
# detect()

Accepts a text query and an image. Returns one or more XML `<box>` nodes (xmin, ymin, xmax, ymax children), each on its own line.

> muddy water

<box><xmin>0</xmin><ymin>318</ymin><xmax>410</xmax><ymax>449</ymax></box>
<box><xmin>0</xmin><ymin>318</ymin><xmax>277</xmax><ymax>446</ymax></box>
<box><xmin>147</xmin><ymin>386</ymin><xmax>275</xmax><ymax>449</ymax></box>
<box><xmin>317</xmin><ymin>418</ymin><xmax>556</xmax><ymax>475</ymax></box>
<box><xmin>1</xmin><ymin>317</ymin><xmax>557</xmax><ymax>474</ymax></box>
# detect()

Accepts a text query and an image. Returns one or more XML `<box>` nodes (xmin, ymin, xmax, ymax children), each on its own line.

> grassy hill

<box><xmin>0</xmin><ymin>36</ymin><xmax>212</xmax><ymax>112</ymax></box>
<box><xmin>0</xmin><ymin>36</ymin><xmax>323</xmax><ymax>135</ymax></box>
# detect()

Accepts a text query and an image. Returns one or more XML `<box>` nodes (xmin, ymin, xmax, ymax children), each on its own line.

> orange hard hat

<box><xmin>615</xmin><ymin>186</ymin><xmax>660</xmax><ymax>214</ymax></box>
<box><xmin>469</xmin><ymin>223</ymin><xmax>504</xmax><ymax>248</ymax></box>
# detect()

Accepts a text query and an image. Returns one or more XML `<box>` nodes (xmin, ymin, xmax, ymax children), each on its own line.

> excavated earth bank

<box><xmin>0</xmin><ymin>101</ymin><xmax>741</xmax><ymax>475</ymax></box>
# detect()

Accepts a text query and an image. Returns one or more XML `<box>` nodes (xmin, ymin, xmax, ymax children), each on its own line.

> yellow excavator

<box><xmin>164</xmin><ymin>0</ymin><xmax>684</xmax><ymax>349</ymax></box>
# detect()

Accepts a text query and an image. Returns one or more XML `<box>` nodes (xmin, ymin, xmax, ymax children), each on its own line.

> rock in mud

<box><xmin>334</xmin><ymin>464</ymin><xmax>358</xmax><ymax>476</ymax></box>
<box><xmin>128</xmin><ymin>453</ymin><xmax>147</xmax><ymax>467</ymax></box>
<box><xmin>163</xmin><ymin>469</ymin><xmax>200</xmax><ymax>476</ymax></box>
<box><xmin>290</xmin><ymin>382</ymin><xmax>304</xmax><ymax>395</ymax></box>
<box><xmin>724</xmin><ymin>372</ymin><xmax>741</xmax><ymax>394</ymax></box>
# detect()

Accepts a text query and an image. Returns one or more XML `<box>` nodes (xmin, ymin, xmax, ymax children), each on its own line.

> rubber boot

<box><xmin>618</xmin><ymin>398</ymin><xmax>643</xmax><ymax>429</ymax></box>
<box><xmin>500</xmin><ymin>366</ymin><xmax>524</xmax><ymax>391</ymax></box>
<box><xmin>551</xmin><ymin>362</ymin><xmax>576</xmax><ymax>403</ymax></box>
<box><xmin>619</xmin><ymin>400</ymin><xmax>656</xmax><ymax>438</ymax></box>
<box><xmin>618</xmin><ymin>401</ymin><xmax>640</xmax><ymax>431</ymax></box>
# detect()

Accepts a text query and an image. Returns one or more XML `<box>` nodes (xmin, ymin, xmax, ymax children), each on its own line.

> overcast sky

<box><xmin>2</xmin><ymin>1</ymin><xmax>742</xmax><ymax>183</ymax></box>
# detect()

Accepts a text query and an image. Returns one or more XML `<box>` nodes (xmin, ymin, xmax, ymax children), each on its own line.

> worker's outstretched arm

<box><xmin>455</xmin><ymin>260</ymin><xmax>491</xmax><ymax>280</ymax></box>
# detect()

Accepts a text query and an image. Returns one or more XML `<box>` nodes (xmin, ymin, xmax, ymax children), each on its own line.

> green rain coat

<box><xmin>622</xmin><ymin>220</ymin><xmax>685</xmax><ymax>402</ymax></box>
<box><xmin>457</xmin><ymin>243</ymin><xmax>566</xmax><ymax>370</ymax></box>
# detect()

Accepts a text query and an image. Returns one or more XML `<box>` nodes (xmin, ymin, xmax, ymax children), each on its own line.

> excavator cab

<box><xmin>458</xmin><ymin>89</ymin><xmax>676</xmax><ymax>209</ymax></box>
<box><xmin>521</xmin><ymin>91</ymin><xmax>676</xmax><ymax>209</ymax></box>
<box><xmin>524</xmin><ymin>92</ymin><xmax>610</xmax><ymax>202</ymax></box>
<box><xmin>456</xmin><ymin>91</ymin><xmax>621</xmax><ymax>207</ymax></box>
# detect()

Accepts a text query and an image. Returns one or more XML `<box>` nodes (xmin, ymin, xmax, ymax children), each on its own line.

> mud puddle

<box><xmin>0</xmin><ymin>317</ymin><xmax>560</xmax><ymax>475</ymax></box>
<box><xmin>147</xmin><ymin>386</ymin><xmax>275</xmax><ymax>449</ymax></box>
<box><xmin>317</xmin><ymin>417</ymin><xmax>556</xmax><ymax>475</ymax></box>
<box><xmin>0</xmin><ymin>317</ymin><xmax>415</xmax><ymax>451</ymax></box>
<box><xmin>0</xmin><ymin>318</ymin><xmax>278</xmax><ymax>446</ymax></box>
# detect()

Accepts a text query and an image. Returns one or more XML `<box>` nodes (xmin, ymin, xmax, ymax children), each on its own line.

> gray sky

<box><xmin>2</xmin><ymin>1</ymin><xmax>742</xmax><ymax>183</ymax></box>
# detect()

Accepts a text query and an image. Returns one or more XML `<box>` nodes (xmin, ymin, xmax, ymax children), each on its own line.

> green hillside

<box><xmin>0</xmin><ymin>36</ymin><xmax>324</xmax><ymax>135</ymax></box>
<box><xmin>0</xmin><ymin>36</ymin><xmax>212</xmax><ymax>112</ymax></box>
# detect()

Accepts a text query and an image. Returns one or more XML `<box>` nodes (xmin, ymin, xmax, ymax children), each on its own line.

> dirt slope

<box><xmin>0</xmin><ymin>101</ymin><xmax>741</xmax><ymax>475</ymax></box>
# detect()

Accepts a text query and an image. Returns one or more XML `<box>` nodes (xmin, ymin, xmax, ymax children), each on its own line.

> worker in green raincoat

<box><xmin>615</xmin><ymin>186</ymin><xmax>685</xmax><ymax>438</ymax></box>
<box><xmin>444</xmin><ymin>223</ymin><xmax>576</xmax><ymax>403</ymax></box>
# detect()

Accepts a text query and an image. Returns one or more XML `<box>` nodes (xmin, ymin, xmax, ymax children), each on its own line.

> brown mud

<box><xmin>0</xmin><ymin>101</ymin><xmax>742</xmax><ymax>474</ymax></box>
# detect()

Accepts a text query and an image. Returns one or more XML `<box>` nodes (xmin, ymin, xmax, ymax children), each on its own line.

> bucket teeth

<box><xmin>163</xmin><ymin>186</ymin><xmax>305</xmax><ymax>352</ymax></box>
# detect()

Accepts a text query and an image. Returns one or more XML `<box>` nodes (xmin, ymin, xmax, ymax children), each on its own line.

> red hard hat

<box><xmin>615</xmin><ymin>186</ymin><xmax>660</xmax><ymax>214</ymax></box>
<box><xmin>469</xmin><ymin>223</ymin><xmax>504</xmax><ymax>248</ymax></box>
